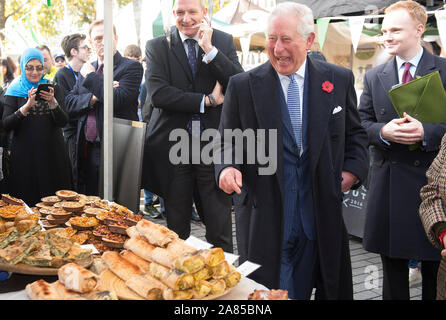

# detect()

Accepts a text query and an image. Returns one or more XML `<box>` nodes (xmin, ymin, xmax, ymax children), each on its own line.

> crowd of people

<box><xmin>1</xmin><ymin>0</ymin><xmax>446</xmax><ymax>300</ymax></box>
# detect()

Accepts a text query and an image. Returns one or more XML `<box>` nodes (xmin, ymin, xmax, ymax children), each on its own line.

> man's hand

<box><xmin>381</xmin><ymin>112</ymin><xmax>424</xmax><ymax>145</ymax></box>
<box><xmin>89</xmin><ymin>95</ymin><xmax>99</xmax><ymax>106</ymax></box>
<box><xmin>219</xmin><ymin>167</ymin><xmax>243</xmax><ymax>195</ymax></box>
<box><xmin>206</xmin><ymin>81</ymin><xmax>224</xmax><ymax>107</ymax></box>
<box><xmin>80</xmin><ymin>62</ymin><xmax>96</xmax><ymax>78</ymax></box>
<box><xmin>341</xmin><ymin>171</ymin><xmax>358</xmax><ymax>193</ymax></box>
<box><xmin>197</xmin><ymin>16</ymin><xmax>214</xmax><ymax>54</ymax></box>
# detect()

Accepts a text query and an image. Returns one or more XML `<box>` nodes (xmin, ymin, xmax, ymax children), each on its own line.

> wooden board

<box><xmin>0</xmin><ymin>256</ymin><xmax>93</xmax><ymax>276</ymax></box>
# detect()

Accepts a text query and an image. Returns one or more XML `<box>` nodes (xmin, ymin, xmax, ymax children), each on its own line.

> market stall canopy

<box><xmin>278</xmin><ymin>0</ymin><xmax>446</xmax><ymax>19</ymax></box>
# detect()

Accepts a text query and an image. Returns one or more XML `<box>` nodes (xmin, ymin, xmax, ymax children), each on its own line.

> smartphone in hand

<box><xmin>35</xmin><ymin>83</ymin><xmax>54</xmax><ymax>101</ymax></box>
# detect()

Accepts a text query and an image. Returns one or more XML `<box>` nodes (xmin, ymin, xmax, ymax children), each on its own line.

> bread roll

<box><xmin>125</xmin><ymin>274</ymin><xmax>167</xmax><ymax>300</ymax></box>
<box><xmin>101</xmin><ymin>251</ymin><xmax>143</xmax><ymax>281</ymax></box>
<box><xmin>120</xmin><ymin>250</ymin><xmax>151</xmax><ymax>273</ymax></box>
<box><xmin>124</xmin><ymin>236</ymin><xmax>177</xmax><ymax>268</ymax></box>
<box><xmin>135</xmin><ymin>219</ymin><xmax>178</xmax><ymax>247</ymax></box>
<box><xmin>58</xmin><ymin>263</ymin><xmax>99</xmax><ymax>293</ymax></box>
<box><xmin>25</xmin><ymin>280</ymin><xmax>61</xmax><ymax>300</ymax></box>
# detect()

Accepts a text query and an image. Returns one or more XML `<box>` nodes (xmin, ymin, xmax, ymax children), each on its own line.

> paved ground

<box><xmin>139</xmin><ymin>199</ymin><xmax>422</xmax><ymax>300</ymax></box>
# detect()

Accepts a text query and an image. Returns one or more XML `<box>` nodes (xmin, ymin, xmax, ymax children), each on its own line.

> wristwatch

<box><xmin>208</xmin><ymin>94</ymin><xmax>217</xmax><ymax>107</ymax></box>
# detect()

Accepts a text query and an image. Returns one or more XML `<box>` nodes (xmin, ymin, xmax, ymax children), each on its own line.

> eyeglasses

<box><xmin>55</xmin><ymin>58</ymin><xmax>65</xmax><ymax>63</ymax></box>
<box><xmin>78</xmin><ymin>45</ymin><xmax>92</xmax><ymax>51</ymax></box>
<box><xmin>25</xmin><ymin>66</ymin><xmax>44</xmax><ymax>72</ymax></box>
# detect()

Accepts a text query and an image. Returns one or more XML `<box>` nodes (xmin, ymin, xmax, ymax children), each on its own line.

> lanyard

<box><xmin>67</xmin><ymin>64</ymin><xmax>78</xmax><ymax>81</ymax></box>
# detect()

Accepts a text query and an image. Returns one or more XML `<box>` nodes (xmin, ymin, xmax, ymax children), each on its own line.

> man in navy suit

<box><xmin>65</xmin><ymin>20</ymin><xmax>143</xmax><ymax>196</ymax></box>
<box><xmin>358</xmin><ymin>1</ymin><xmax>445</xmax><ymax>300</ymax></box>
<box><xmin>216</xmin><ymin>2</ymin><xmax>368</xmax><ymax>299</ymax></box>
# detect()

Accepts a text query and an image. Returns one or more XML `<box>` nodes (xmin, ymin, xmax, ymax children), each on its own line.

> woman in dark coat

<box><xmin>2</xmin><ymin>48</ymin><xmax>71</xmax><ymax>206</ymax></box>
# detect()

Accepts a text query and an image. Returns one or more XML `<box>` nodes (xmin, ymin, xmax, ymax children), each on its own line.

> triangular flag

<box><xmin>316</xmin><ymin>18</ymin><xmax>330</xmax><ymax>51</ymax></box>
<box><xmin>152</xmin><ymin>11</ymin><xmax>164</xmax><ymax>38</ymax></box>
<box><xmin>435</xmin><ymin>11</ymin><xmax>446</xmax><ymax>52</ymax></box>
<box><xmin>349</xmin><ymin>16</ymin><xmax>365</xmax><ymax>53</ymax></box>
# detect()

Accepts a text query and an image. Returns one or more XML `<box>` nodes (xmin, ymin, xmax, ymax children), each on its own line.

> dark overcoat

<box><xmin>215</xmin><ymin>58</ymin><xmax>369</xmax><ymax>299</ymax></box>
<box><xmin>358</xmin><ymin>49</ymin><xmax>446</xmax><ymax>261</ymax></box>
<box><xmin>141</xmin><ymin>27</ymin><xmax>243</xmax><ymax>199</ymax></box>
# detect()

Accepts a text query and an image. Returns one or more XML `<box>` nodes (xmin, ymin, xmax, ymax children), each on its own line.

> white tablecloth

<box><xmin>0</xmin><ymin>276</ymin><xmax>268</xmax><ymax>300</ymax></box>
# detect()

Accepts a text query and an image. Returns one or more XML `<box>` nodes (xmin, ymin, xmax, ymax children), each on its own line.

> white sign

<box><xmin>236</xmin><ymin>261</ymin><xmax>261</xmax><ymax>277</ymax></box>
<box><xmin>185</xmin><ymin>235</ymin><xmax>214</xmax><ymax>250</ymax></box>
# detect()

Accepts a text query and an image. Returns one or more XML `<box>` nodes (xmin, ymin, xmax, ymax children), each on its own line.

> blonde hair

<box><xmin>385</xmin><ymin>0</ymin><xmax>427</xmax><ymax>26</ymax></box>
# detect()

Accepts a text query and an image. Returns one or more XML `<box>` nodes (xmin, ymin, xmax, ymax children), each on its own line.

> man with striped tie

<box><xmin>216</xmin><ymin>2</ymin><xmax>368</xmax><ymax>299</ymax></box>
<box><xmin>358</xmin><ymin>1</ymin><xmax>446</xmax><ymax>300</ymax></box>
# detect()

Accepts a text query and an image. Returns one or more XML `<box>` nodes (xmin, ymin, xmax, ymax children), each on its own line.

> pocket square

<box><xmin>332</xmin><ymin>106</ymin><xmax>343</xmax><ymax>114</ymax></box>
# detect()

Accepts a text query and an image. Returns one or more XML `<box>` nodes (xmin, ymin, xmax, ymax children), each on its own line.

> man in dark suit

<box><xmin>216</xmin><ymin>2</ymin><xmax>368</xmax><ymax>299</ymax></box>
<box><xmin>358</xmin><ymin>1</ymin><xmax>445</xmax><ymax>300</ymax></box>
<box><xmin>65</xmin><ymin>19</ymin><xmax>143</xmax><ymax>196</ymax></box>
<box><xmin>142</xmin><ymin>0</ymin><xmax>243</xmax><ymax>253</ymax></box>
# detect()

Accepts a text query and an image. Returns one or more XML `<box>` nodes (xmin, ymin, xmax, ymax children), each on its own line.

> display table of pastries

<box><xmin>0</xmin><ymin>191</ymin><xmax>260</xmax><ymax>300</ymax></box>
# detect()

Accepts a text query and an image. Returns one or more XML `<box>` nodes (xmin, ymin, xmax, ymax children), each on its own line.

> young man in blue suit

<box><xmin>358</xmin><ymin>0</ymin><xmax>446</xmax><ymax>300</ymax></box>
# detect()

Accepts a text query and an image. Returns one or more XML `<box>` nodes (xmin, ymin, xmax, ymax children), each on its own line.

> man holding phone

<box><xmin>142</xmin><ymin>0</ymin><xmax>243</xmax><ymax>252</ymax></box>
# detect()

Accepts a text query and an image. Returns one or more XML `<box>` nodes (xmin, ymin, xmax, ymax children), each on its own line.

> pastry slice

<box><xmin>0</xmin><ymin>236</ymin><xmax>38</xmax><ymax>264</ymax></box>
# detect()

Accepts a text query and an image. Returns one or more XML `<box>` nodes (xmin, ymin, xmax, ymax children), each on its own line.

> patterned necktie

<box><xmin>287</xmin><ymin>74</ymin><xmax>302</xmax><ymax>152</ymax></box>
<box><xmin>85</xmin><ymin>64</ymin><xmax>102</xmax><ymax>142</ymax></box>
<box><xmin>185</xmin><ymin>38</ymin><xmax>202</xmax><ymax>137</ymax></box>
<box><xmin>185</xmin><ymin>39</ymin><xmax>197</xmax><ymax>76</ymax></box>
<box><xmin>402</xmin><ymin>62</ymin><xmax>413</xmax><ymax>84</ymax></box>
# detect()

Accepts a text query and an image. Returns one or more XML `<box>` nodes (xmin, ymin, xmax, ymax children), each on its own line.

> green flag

<box><xmin>26</xmin><ymin>16</ymin><xmax>39</xmax><ymax>44</ymax></box>
<box><xmin>316</xmin><ymin>18</ymin><xmax>330</xmax><ymax>51</ymax></box>
<box><xmin>152</xmin><ymin>11</ymin><xmax>164</xmax><ymax>38</ymax></box>
<box><xmin>47</xmin><ymin>0</ymin><xmax>51</xmax><ymax>6</ymax></box>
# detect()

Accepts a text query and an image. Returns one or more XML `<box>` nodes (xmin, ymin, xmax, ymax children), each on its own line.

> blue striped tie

<box><xmin>287</xmin><ymin>74</ymin><xmax>302</xmax><ymax>152</ymax></box>
<box><xmin>185</xmin><ymin>38</ymin><xmax>202</xmax><ymax>137</ymax></box>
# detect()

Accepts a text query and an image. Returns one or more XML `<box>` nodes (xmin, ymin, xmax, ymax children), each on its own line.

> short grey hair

<box><xmin>173</xmin><ymin>0</ymin><xmax>207</xmax><ymax>10</ymax></box>
<box><xmin>268</xmin><ymin>2</ymin><xmax>315</xmax><ymax>40</ymax></box>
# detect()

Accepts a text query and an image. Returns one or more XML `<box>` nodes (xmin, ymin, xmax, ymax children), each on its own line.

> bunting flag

<box><xmin>26</xmin><ymin>16</ymin><xmax>39</xmax><ymax>44</ymax></box>
<box><xmin>47</xmin><ymin>0</ymin><xmax>51</xmax><ymax>6</ymax></box>
<box><xmin>152</xmin><ymin>11</ymin><xmax>164</xmax><ymax>38</ymax></box>
<box><xmin>435</xmin><ymin>10</ymin><xmax>446</xmax><ymax>51</ymax></box>
<box><xmin>349</xmin><ymin>16</ymin><xmax>365</xmax><ymax>53</ymax></box>
<box><xmin>316</xmin><ymin>18</ymin><xmax>330</xmax><ymax>51</ymax></box>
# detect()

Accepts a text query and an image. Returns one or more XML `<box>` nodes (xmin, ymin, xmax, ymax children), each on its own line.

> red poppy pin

<box><xmin>322</xmin><ymin>81</ymin><xmax>334</xmax><ymax>93</ymax></box>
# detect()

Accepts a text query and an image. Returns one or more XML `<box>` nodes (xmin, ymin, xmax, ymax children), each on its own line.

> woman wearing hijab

<box><xmin>2</xmin><ymin>48</ymin><xmax>71</xmax><ymax>206</ymax></box>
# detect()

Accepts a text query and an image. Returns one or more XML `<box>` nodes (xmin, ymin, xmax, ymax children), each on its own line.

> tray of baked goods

<box><xmin>96</xmin><ymin>219</ymin><xmax>242</xmax><ymax>300</ymax></box>
<box><xmin>32</xmin><ymin>190</ymin><xmax>144</xmax><ymax>254</ymax></box>
<box><xmin>14</xmin><ymin>207</ymin><xmax>242</xmax><ymax>300</ymax></box>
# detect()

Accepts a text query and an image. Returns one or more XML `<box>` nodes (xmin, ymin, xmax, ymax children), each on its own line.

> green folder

<box><xmin>388</xmin><ymin>71</ymin><xmax>446</xmax><ymax>150</ymax></box>
<box><xmin>389</xmin><ymin>71</ymin><xmax>446</xmax><ymax>122</ymax></box>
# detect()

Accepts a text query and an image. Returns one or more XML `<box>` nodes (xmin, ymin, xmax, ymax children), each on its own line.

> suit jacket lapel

<box><xmin>250</xmin><ymin>62</ymin><xmax>284</xmax><ymax>201</ymax></box>
<box><xmin>171</xmin><ymin>28</ymin><xmax>193</xmax><ymax>82</ymax></box>
<box><xmin>306</xmin><ymin>58</ymin><xmax>334</xmax><ymax>172</ymax></box>
<box><xmin>378</xmin><ymin>57</ymin><xmax>399</xmax><ymax>96</ymax></box>
<box><xmin>415</xmin><ymin>48</ymin><xmax>436</xmax><ymax>77</ymax></box>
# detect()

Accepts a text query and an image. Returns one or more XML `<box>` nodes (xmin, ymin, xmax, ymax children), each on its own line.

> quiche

<box><xmin>22</xmin><ymin>241</ymin><xmax>53</xmax><ymax>267</ymax></box>
<box><xmin>0</xmin><ymin>236</ymin><xmax>38</xmax><ymax>264</ymax></box>
<box><xmin>55</xmin><ymin>190</ymin><xmax>78</xmax><ymax>201</ymax></box>
<box><xmin>45</xmin><ymin>233</ymin><xmax>73</xmax><ymax>258</ymax></box>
